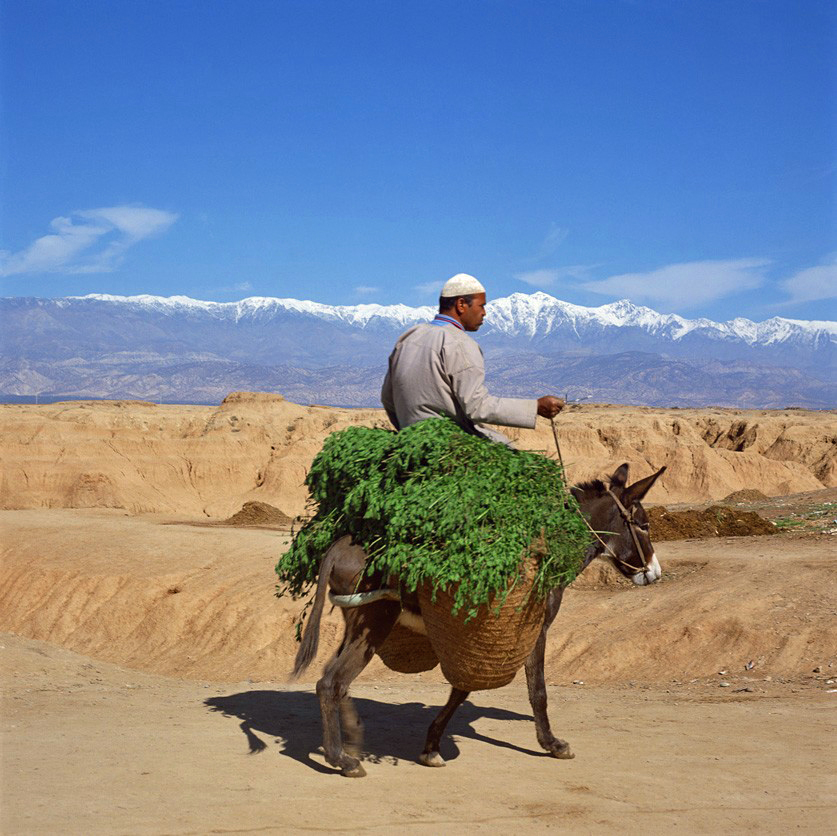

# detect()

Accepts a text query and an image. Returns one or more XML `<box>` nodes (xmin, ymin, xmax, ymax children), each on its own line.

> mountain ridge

<box><xmin>57</xmin><ymin>290</ymin><xmax>836</xmax><ymax>344</ymax></box>
<box><xmin>2</xmin><ymin>291</ymin><xmax>834</xmax><ymax>408</ymax></box>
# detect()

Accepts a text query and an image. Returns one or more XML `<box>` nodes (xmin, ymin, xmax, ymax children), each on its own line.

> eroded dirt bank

<box><xmin>1</xmin><ymin>509</ymin><xmax>835</xmax><ymax>685</ymax></box>
<box><xmin>2</xmin><ymin>394</ymin><xmax>834</xmax><ymax>517</ymax></box>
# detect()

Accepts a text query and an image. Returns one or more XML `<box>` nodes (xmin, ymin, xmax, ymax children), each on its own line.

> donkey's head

<box><xmin>571</xmin><ymin>463</ymin><xmax>666</xmax><ymax>586</ymax></box>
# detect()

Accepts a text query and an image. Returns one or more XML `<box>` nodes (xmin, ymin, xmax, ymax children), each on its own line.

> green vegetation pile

<box><xmin>275</xmin><ymin>418</ymin><xmax>592</xmax><ymax>619</ymax></box>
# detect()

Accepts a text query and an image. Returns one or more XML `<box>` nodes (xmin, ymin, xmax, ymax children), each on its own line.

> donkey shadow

<box><xmin>205</xmin><ymin>689</ymin><xmax>539</xmax><ymax>773</ymax></box>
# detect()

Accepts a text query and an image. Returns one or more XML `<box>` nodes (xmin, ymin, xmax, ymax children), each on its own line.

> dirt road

<box><xmin>2</xmin><ymin>632</ymin><xmax>834</xmax><ymax>835</ymax></box>
<box><xmin>2</xmin><ymin>506</ymin><xmax>836</xmax><ymax>833</ymax></box>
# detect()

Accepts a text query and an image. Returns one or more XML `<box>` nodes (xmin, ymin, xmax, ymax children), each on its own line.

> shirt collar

<box><xmin>430</xmin><ymin>313</ymin><xmax>464</xmax><ymax>331</ymax></box>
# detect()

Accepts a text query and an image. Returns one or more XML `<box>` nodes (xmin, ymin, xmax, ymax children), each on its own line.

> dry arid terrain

<box><xmin>1</xmin><ymin>395</ymin><xmax>836</xmax><ymax>834</ymax></box>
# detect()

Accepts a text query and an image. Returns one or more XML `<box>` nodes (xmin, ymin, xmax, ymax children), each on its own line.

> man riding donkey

<box><xmin>287</xmin><ymin>272</ymin><xmax>666</xmax><ymax>777</ymax></box>
<box><xmin>381</xmin><ymin>272</ymin><xmax>565</xmax><ymax>442</ymax></box>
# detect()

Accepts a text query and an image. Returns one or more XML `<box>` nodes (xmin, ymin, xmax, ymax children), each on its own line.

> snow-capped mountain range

<box><xmin>2</xmin><ymin>291</ymin><xmax>834</xmax><ymax>408</ymax></box>
<box><xmin>64</xmin><ymin>291</ymin><xmax>835</xmax><ymax>346</ymax></box>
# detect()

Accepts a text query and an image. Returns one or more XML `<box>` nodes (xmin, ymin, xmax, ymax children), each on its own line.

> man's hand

<box><xmin>537</xmin><ymin>396</ymin><xmax>565</xmax><ymax>419</ymax></box>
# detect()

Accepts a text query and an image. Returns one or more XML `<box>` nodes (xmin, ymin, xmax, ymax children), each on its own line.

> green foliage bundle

<box><xmin>275</xmin><ymin>418</ymin><xmax>591</xmax><ymax>618</ymax></box>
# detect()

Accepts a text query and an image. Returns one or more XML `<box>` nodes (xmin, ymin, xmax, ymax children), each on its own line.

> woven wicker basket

<box><xmin>417</xmin><ymin>556</ymin><xmax>544</xmax><ymax>691</ymax></box>
<box><xmin>376</xmin><ymin>623</ymin><xmax>439</xmax><ymax>673</ymax></box>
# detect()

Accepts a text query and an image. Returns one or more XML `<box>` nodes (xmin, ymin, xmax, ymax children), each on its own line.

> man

<box><xmin>381</xmin><ymin>273</ymin><xmax>564</xmax><ymax>444</ymax></box>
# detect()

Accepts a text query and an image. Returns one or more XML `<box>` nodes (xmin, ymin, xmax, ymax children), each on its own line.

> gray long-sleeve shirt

<box><xmin>380</xmin><ymin>321</ymin><xmax>537</xmax><ymax>443</ymax></box>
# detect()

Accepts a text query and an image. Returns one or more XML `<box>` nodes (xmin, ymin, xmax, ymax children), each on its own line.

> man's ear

<box><xmin>609</xmin><ymin>463</ymin><xmax>629</xmax><ymax>490</ymax></box>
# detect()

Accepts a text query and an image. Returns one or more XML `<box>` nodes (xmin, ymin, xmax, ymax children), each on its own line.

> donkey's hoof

<box><xmin>549</xmin><ymin>741</ymin><xmax>575</xmax><ymax>760</ymax></box>
<box><xmin>341</xmin><ymin>762</ymin><xmax>367</xmax><ymax>778</ymax></box>
<box><xmin>418</xmin><ymin>751</ymin><xmax>446</xmax><ymax>768</ymax></box>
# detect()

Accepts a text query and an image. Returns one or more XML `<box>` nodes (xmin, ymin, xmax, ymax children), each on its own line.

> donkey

<box><xmin>293</xmin><ymin>462</ymin><xmax>666</xmax><ymax>777</ymax></box>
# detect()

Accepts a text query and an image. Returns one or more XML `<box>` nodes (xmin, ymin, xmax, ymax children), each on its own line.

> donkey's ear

<box><xmin>609</xmin><ymin>463</ymin><xmax>629</xmax><ymax>489</ymax></box>
<box><xmin>623</xmin><ymin>466</ymin><xmax>667</xmax><ymax>506</ymax></box>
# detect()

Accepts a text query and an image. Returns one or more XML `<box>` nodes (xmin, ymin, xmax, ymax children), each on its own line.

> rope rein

<box><xmin>549</xmin><ymin>416</ymin><xmax>650</xmax><ymax>575</ymax></box>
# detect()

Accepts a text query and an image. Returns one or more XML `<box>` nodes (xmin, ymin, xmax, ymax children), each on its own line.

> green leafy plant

<box><xmin>275</xmin><ymin>418</ymin><xmax>592</xmax><ymax>619</ymax></box>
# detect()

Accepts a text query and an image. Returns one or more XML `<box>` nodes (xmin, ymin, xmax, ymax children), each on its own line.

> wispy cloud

<box><xmin>515</xmin><ymin>265</ymin><xmax>595</xmax><ymax>289</ymax></box>
<box><xmin>413</xmin><ymin>280</ymin><xmax>442</xmax><ymax>296</ymax></box>
<box><xmin>0</xmin><ymin>205</ymin><xmax>178</xmax><ymax>276</ymax></box>
<box><xmin>354</xmin><ymin>285</ymin><xmax>379</xmax><ymax>297</ymax></box>
<box><xmin>534</xmin><ymin>224</ymin><xmax>569</xmax><ymax>260</ymax></box>
<box><xmin>519</xmin><ymin>223</ymin><xmax>570</xmax><ymax>268</ymax></box>
<box><xmin>580</xmin><ymin>258</ymin><xmax>770</xmax><ymax>309</ymax></box>
<box><xmin>778</xmin><ymin>256</ymin><xmax>837</xmax><ymax>306</ymax></box>
<box><xmin>206</xmin><ymin>280</ymin><xmax>253</xmax><ymax>299</ymax></box>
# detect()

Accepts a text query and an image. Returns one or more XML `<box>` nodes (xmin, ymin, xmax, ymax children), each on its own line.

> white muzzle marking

<box><xmin>632</xmin><ymin>553</ymin><xmax>662</xmax><ymax>586</ymax></box>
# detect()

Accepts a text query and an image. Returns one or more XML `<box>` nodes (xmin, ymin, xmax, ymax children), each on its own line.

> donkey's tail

<box><xmin>292</xmin><ymin>544</ymin><xmax>339</xmax><ymax>678</ymax></box>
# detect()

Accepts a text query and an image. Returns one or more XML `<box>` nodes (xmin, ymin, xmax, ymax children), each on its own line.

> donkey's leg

<box><xmin>339</xmin><ymin>696</ymin><xmax>364</xmax><ymax>759</ymax></box>
<box><xmin>316</xmin><ymin>602</ymin><xmax>400</xmax><ymax>777</ymax></box>
<box><xmin>419</xmin><ymin>687</ymin><xmax>470</xmax><ymax>767</ymax></box>
<box><xmin>525</xmin><ymin>588</ymin><xmax>574</xmax><ymax>759</ymax></box>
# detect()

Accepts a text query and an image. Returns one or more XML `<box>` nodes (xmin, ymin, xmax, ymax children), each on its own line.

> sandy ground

<box><xmin>2</xmin><ymin>505</ymin><xmax>837</xmax><ymax>833</ymax></box>
<box><xmin>1</xmin><ymin>395</ymin><xmax>835</xmax><ymax>833</ymax></box>
<box><xmin>2</xmin><ymin>633</ymin><xmax>835</xmax><ymax>835</ymax></box>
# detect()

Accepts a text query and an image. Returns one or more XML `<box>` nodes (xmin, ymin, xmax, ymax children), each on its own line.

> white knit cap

<box><xmin>440</xmin><ymin>273</ymin><xmax>485</xmax><ymax>297</ymax></box>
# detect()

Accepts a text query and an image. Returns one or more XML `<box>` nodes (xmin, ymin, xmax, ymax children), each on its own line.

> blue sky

<box><xmin>1</xmin><ymin>0</ymin><xmax>834</xmax><ymax>322</ymax></box>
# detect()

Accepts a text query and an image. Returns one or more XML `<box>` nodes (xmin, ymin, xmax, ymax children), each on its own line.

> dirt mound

<box><xmin>722</xmin><ymin>489</ymin><xmax>770</xmax><ymax>503</ymax></box>
<box><xmin>222</xmin><ymin>501</ymin><xmax>293</xmax><ymax>528</ymax></box>
<box><xmin>569</xmin><ymin>559</ymin><xmax>631</xmax><ymax>589</ymax></box>
<box><xmin>220</xmin><ymin>391</ymin><xmax>285</xmax><ymax>405</ymax></box>
<box><xmin>648</xmin><ymin>505</ymin><xmax>777</xmax><ymax>540</ymax></box>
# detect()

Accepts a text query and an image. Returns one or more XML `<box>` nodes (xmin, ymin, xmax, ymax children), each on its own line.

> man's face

<box><xmin>458</xmin><ymin>293</ymin><xmax>487</xmax><ymax>331</ymax></box>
